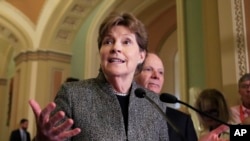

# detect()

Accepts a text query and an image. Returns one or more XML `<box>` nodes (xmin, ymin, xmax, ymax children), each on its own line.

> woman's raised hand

<box><xmin>29</xmin><ymin>99</ymin><xmax>81</xmax><ymax>141</ymax></box>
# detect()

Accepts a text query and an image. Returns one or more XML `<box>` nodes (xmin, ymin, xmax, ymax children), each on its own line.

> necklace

<box><xmin>108</xmin><ymin>85</ymin><xmax>129</xmax><ymax>96</ymax></box>
<box><xmin>113</xmin><ymin>90</ymin><xmax>128</xmax><ymax>96</ymax></box>
<box><xmin>115</xmin><ymin>92</ymin><xmax>128</xmax><ymax>96</ymax></box>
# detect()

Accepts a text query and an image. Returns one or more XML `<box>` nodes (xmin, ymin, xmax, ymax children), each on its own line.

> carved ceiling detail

<box><xmin>0</xmin><ymin>23</ymin><xmax>19</xmax><ymax>46</ymax></box>
<box><xmin>55</xmin><ymin>0</ymin><xmax>99</xmax><ymax>43</ymax></box>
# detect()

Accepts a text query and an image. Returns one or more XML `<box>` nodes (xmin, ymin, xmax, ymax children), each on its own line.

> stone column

<box><xmin>9</xmin><ymin>50</ymin><xmax>71</xmax><ymax>138</ymax></box>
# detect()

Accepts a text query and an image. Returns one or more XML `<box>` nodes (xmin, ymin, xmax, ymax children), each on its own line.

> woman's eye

<box><xmin>103</xmin><ymin>39</ymin><xmax>113</xmax><ymax>45</ymax></box>
<box><xmin>123</xmin><ymin>39</ymin><xmax>132</xmax><ymax>45</ymax></box>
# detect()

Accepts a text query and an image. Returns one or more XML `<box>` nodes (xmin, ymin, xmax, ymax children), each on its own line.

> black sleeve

<box><xmin>185</xmin><ymin>116</ymin><xmax>198</xmax><ymax>141</ymax></box>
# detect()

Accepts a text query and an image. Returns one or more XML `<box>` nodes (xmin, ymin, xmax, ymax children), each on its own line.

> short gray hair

<box><xmin>238</xmin><ymin>73</ymin><xmax>250</xmax><ymax>87</ymax></box>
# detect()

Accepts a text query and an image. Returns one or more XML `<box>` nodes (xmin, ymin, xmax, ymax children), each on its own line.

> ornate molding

<box><xmin>14</xmin><ymin>50</ymin><xmax>72</xmax><ymax>66</ymax></box>
<box><xmin>0</xmin><ymin>24</ymin><xmax>19</xmax><ymax>45</ymax></box>
<box><xmin>233</xmin><ymin>0</ymin><xmax>248</xmax><ymax>76</ymax></box>
<box><xmin>55</xmin><ymin>0</ymin><xmax>99</xmax><ymax>43</ymax></box>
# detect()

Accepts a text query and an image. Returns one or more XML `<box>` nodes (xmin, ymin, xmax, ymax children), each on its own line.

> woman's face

<box><xmin>99</xmin><ymin>25</ymin><xmax>145</xmax><ymax>78</ymax></box>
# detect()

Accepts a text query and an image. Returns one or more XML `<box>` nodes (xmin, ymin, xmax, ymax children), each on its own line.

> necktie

<box><xmin>21</xmin><ymin>130</ymin><xmax>27</xmax><ymax>141</ymax></box>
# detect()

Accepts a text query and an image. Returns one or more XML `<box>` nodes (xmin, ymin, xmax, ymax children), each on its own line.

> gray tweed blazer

<box><xmin>54</xmin><ymin>72</ymin><xmax>169</xmax><ymax>141</ymax></box>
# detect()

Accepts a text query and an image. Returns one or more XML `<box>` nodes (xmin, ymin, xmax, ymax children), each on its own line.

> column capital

<box><xmin>14</xmin><ymin>50</ymin><xmax>72</xmax><ymax>66</ymax></box>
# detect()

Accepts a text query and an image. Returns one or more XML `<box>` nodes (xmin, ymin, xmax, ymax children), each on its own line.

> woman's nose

<box><xmin>110</xmin><ymin>43</ymin><xmax>122</xmax><ymax>53</ymax></box>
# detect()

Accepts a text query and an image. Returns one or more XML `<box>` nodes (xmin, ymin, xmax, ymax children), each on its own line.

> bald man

<box><xmin>135</xmin><ymin>53</ymin><xmax>197</xmax><ymax>141</ymax></box>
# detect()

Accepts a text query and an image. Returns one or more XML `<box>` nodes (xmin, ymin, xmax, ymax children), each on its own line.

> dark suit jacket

<box><xmin>9</xmin><ymin>129</ymin><xmax>31</xmax><ymax>141</ymax></box>
<box><xmin>166</xmin><ymin>107</ymin><xmax>197</xmax><ymax>141</ymax></box>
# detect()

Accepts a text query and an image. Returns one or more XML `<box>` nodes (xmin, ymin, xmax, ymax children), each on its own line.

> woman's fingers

<box><xmin>45</xmin><ymin>111</ymin><xmax>65</xmax><ymax>130</ymax></box>
<box><xmin>49</xmin><ymin>119</ymin><xmax>81</xmax><ymax>140</ymax></box>
<box><xmin>199</xmin><ymin>125</ymin><xmax>229</xmax><ymax>141</ymax></box>
<box><xmin>29</xmin><ymin>99</ymin><xmax>42</xmax><ymax>118</ymax></box>
<box><xmin>51</xmin><ymin>119</ymin><xmax>74</xmax><ymax>135</ymax></box>
<box><xmin>39</xmin><ymin>102</ymin><xmax>56</xmax><ymax>124</ymax></box>
<box><xmin>211</xmin><ymin>125</ymin><xmax>229</xmax><ymax>134</ymax></box>
<box><xmin>50</xmin><ymin>111</ymin><xmax>65</xmax><ymax>125</ymax></box>
<box><xmin>58</xmin><ymin>128</ymin><xmax>81</xmax><ymax>139</ymax></box>
<box><xmin>29</xmin><ymin>99</ymin><xmax>57</xmax><ymax>124</ymax></box>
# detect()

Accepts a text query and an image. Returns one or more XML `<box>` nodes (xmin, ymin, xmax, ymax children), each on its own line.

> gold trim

<box><xmin>14</xmin><ymin>50</ymin><xmax>72</xmax><ymax>66</ymax></box>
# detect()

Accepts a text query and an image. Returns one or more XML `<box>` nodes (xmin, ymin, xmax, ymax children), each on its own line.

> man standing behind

<box><xmin>9</xmin><ymin>118</ymin><xmax>31</xmax><ymax>141</ymax></box>
<box><xmin>231</xmin><ymin>73</ymin><xmax>250</xmax><ymax>124</ymax></box>
<box><xmin>135</xmin><ymin>53</ymin><xmax>197</xmax><ymax>141</ymax></box>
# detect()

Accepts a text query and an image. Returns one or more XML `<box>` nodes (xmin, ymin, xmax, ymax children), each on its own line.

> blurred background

<box><xmin>0</xmin><ymin>0</ymin><xmax>249</xmax><ymax>140</ymax></box>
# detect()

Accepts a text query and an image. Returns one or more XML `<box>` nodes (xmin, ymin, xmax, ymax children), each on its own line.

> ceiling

<box><xmin>0</xmin><ymin>0</ymin><xmax>176</xmax><ymax>78</ymax></box>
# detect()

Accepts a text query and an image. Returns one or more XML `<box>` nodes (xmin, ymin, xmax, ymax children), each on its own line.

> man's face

<box><xmin>21</xmin><ymin>121</ymin><xmax>28</xmax><ymax>131</ymax></box>
<box><xmin>135</xmin><ymin>53</ymin><xmax>164</xmax><ymax>94</ymax></box>
<box><xmin>239</xmin><ymin>80</ymin><xmax>250</xmax><ymax>107</ymax></box>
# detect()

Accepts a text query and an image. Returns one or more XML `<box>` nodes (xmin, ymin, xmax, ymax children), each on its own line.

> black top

<box><xmin>116</xmin><ymin>95</ymin><xmax>130</xmax><ymax>135</ymax></box>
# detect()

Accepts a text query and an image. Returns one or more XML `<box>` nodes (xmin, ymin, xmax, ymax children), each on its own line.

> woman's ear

<box><xmin>139</xmin><ymin>51</ymin><xmax>146</xmax><ymax>63</ymax></box>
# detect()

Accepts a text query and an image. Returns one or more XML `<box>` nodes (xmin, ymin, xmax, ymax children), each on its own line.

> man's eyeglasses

<box><xmin>240</xmin><ymin>84</ymin><xmax>250</xmax><ymax>89</ymax></box>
